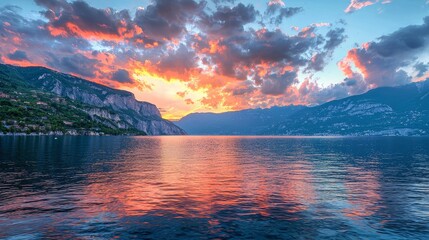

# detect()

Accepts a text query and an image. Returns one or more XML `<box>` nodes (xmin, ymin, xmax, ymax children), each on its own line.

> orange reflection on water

<box><xmin>279</xmin><ymin>161</ymin><xmax>316</xmax><ymax>213</ymax></box>
<box><xmin>343</xmin><ymin>166</ymin><xmax>382</xmax><ymax>218</ymax></box>
<box><xmin>80</xmin><ymin>137</ymin><xmax>318</xmax><ymax>220</ymax></box>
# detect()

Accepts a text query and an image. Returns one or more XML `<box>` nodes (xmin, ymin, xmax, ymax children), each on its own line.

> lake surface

<box><xmin>0</xmin><ymin>136</ymin><xmax>428</xmax><ymax>239</ymax></box>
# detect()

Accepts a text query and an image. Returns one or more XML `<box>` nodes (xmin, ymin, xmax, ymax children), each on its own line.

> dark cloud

<box><xmin>231</xmin><ymin>30</ymin><xmax>308</xmax><ymax>64</ymax></box>
<box><xmin>135</xmin><ymin>0</ymin><xmax>205</xmax><ymax>41</ymax></box>
<box><xmin>307</xmin><ymin>53</ymin><xmax>326</xmax><ymax>72</ymax></box>
<box><xmin>415</xmin><ymin>62</ymin><xmax>428</xmax><ymax>77</ymax></box>
<box><xmin>198</xmin><ymin>3</ymin><xmax>257</xmax><ymax>37</ymax></box>
<box><xmin>307</xmin><ymin>28</ymin><xmax>346</xmax><ymax>71</ymax></box>
<box><xmin>0</xmin><ymin>4</ymin><xmax>91</xmax><ymax>51</ymax></box>
<box><xmin>341</xmin><ymin>16</ymin><xmax>429</xmax><ymax>88</ymax></box>
<box><xmin>190</xmin><ymin>5</ymin><xmax>346</xmax><ymax>100</ymax></box>
<box><xmin>7</xmin><ymin>50</ymin><xmax>29</xmax><ymax>61</ymax></box>
<box><xmin>324</xmin><ymin>28</ymin><xmax>346</xmax><ymax>50</ymax></box>
<box><xmin>0</xmin><ymin>4</ymin><xmax>91</xmax><ymax>76</ymax></box>
<box><xmin>212</xmin><ymin>0</ymin><xmax>236</xmax><ymax>5</ymax></box>
<box><xmin>35</xmin><ymin>0</ymin><xmax>206</xmax><ymax>46</ymax></box>
<box><xmin>231</xmin><ymin>81</ymin><xmax>255</xmax><ymax>96</ymax></box>
<box><xmin>47</xmin><ymin>53</ymin><xmax>99</xmax><ymax>78</ymax></box>
<box><xmin>266</xmin><ymin>5</ymin><xmax>303</xmax><ymax>25</ymax></box>
<box><xmin>261</xmin><ymin>71</ymin><xmax>297</xmax><ymax>95</ymax></box>
<box><xmin>112</xmin><ymin>69</ymin><xmax>134</xmax><ymax>83</ymax></box>
<box><xmin>158</xmin><ymin>44</ymin><xmax>197</xmax><ymax>75</ymax></box>
<box><xmin>35</xmin><ymin>0</ymin><xmax>133</xmax><ymax>37</ymax></box>
<box><xmin>242</xmin><ymin>31</ymin><xmax>310</xmax><ymax>63</ymax></box>
<box><xmin>206</xmin><ymin>27</ymin><xmax>337</xmax><ymax>80</ymax></box>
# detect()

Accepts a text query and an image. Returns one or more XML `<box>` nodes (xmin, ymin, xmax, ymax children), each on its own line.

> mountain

<box><xmin>177</xmin><ymin>80</ymin><xmax>429</xmax><ymax>136</ymax></box>
<box><xmin>175</xmin><ymin>105</ymin><xmax>306</xmax><ymax>135</ymax></box>
<box><xmin>269</xmin><ymin>80</ymin><xmax>429</xmax><ymax>136</ymax></box>
<box><xmin>0</xmin><ymin>64</ymin><xmax>186</xmax><ymax>135</ymax></box>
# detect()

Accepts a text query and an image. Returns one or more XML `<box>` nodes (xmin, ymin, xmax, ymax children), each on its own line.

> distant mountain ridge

<box><xmin>0</xmin><ymin>64</ymin><xmax>185</xmax><ymax>135</ymax></box>
<box><xmin>175</xmin><ymin>105</ymin><xmax>306</xmax><ymax>135</ymax></box>
<box><xmin>177</xmin><ymin>80</ymin><xmax>429</xmax><ymax>136</ymax></box>
<box><xmin>270</xmin><ymin>80</ymin><xmax>429</xmax><ymax>136</ymax></box>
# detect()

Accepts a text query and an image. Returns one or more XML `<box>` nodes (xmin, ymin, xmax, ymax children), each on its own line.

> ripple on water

<box><xmin>0</xmin><ymin>136</ymin><xmax>429</xmax><ymax>239</ymax></box>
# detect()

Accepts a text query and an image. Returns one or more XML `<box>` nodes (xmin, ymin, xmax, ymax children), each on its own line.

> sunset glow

<box><xmin>1</xmin><ymin>0</ymin><xmax>429</xmax><ymax>119</ymax></box>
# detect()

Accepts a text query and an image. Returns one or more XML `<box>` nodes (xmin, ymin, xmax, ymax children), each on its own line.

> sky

<box><xmin>0</xmin><ymin>0</ymin><xmax>429</xmax><ymax>119</ymax></box>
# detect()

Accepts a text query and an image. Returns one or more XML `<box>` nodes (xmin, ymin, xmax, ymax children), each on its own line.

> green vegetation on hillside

<box><xmin>0</xmin><ymin>67</ymin><xmax>146</xmax><ymax>135</ymax></box>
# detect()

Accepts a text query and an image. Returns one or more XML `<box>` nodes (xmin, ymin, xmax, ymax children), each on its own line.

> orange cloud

<box><xmin>47</xmin><ymin>23</ymin><xmax>130</xmax><ymax>43</ymax></box>
<box><xmin>340</xmin><ymin>48</ymin><xmax>369</xmax><ymax>79</ymax></box>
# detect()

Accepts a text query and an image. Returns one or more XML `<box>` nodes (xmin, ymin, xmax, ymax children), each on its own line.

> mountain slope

<box><xmin>175</xmin><ymin>106</ymin><xmax>306</xmax><ymax>135</ymax></box>
<box><xmin>270</xmin><ymin>80</ymin><xmax>429</xmax><ymax>136</ymax></box>
<box><xmin>0</xmin><ymin>64</ymin><xmax>185</xmax><ymax>135</ymax></box>
<box><xmin>177</xmin><ymin>80</ymin><xmax>429</xmax><ymax>136</ymax></box>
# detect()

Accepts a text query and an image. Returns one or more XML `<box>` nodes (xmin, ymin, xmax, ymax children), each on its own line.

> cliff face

<box><xmin>1</xmin><ymin>64</ymin><xmax>186</xmax><ymax>135</ymax></box>
<box><xmin>37</xmin><ymin>73</ymin><xmax>161</xmax><ymax>118</ymax></box>
<box><xmin>40</xmin><ymin>73</ymin><xmax>162</xmax><ymax>118</ymax></box>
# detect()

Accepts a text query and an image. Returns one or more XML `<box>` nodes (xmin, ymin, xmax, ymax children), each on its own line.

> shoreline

<box><xmin>0</xmin><ymin>131</ymin><xmax>144</xmax><ymax>136</ymax></box>
<box><xmin>1</xmin><ymin>133</ymin><xmax>427</xmax><ymax>137</ymax></box>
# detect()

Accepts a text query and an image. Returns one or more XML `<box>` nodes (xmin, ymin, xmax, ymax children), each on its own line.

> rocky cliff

<box><xmin>0</xmin><ymin>64</ymin><xmax>186</xmax><ymax>135</ymax></box>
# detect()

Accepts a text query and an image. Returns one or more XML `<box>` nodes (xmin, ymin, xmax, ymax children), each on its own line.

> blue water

<box><xmin>0</xmin><ymin>136</ymin><xmax>428</xmax><ymax>239</ymax></box>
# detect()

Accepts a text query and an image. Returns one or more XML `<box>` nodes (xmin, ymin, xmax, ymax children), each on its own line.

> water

<box><xmin>0</xmin><ymin>136</ymin><xmax>428</xmax><ymax>239</ymax></box>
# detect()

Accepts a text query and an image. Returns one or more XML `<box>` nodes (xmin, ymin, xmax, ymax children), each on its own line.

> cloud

<box><xmin>307</xmin><ymin>28</ymin><xmax>346</xmax><ymax>71</ymax></box>
<box><xmin>414</xmin><ymin>62</ymin><xmax>428</xmax><ymax>77</ymax></box>
<box><xmin>36</xmin><ymin>0</ymin><xmax>134</xmax><ymax>40</ymax></box>
<box><xmin>158</xmin><ymin>44</ymin><xmax>198</xmax><ymax>78</ymax></box>
<box><xmin>295</xmin><ymin>73</ymin><xmax>368</xmax><ymax>105</ymax></box>
<box><xmin>112</xmin><ymin>69</ymin><xmax>134</xmax><ymax>83</ymax></box>
<box><xmin>265</xmin><ymin>3</ymin><xmax>303</xmax><ymax>25</ymax></box>
<box><xmin>198</xmin><ymin>3</ymin><xmax>257</xmax><ymax>37</ymax></box>
<box><xmin>0</xmin><ymin>1</ymin><xmax>348</xmax><ymax>117</ymax></box>
<box><xmin>7</xmin><ymin>50</ymin><xmax>29</xmax><ymax>61</ymax></box>
<box><xmin>134</xmin><ymin>0</ymin><xmax>205</xmax><ymax>41</ymax></box>
<box><xmin>345</xmin><ymin>0</ymin><xmax>377</xmax><ymax>13</ymax></box>
<box><xmin>261</xmin><ymin>71</ymin><xmax>297</xmax><ymax>95</ymax></box>
<box><xmin>36</xmin><ymin>0</ymin><xmax>205</xmax><ymax>46</ymax></box>
<box><xmin>185</xmin><ymin>98</ymin><xmax>194</xmax><ymax>104</ymax></box>
<box><xmin>325</xmin><ymin>28</ymin><xmax>347</xmax><ymax>50</ymax></box>
<box><xmin>268</xmin><ymin>0</ymin><xmax>285</xmax><ymax>7</ymax></box>
<box><xmin>339</xmin><ymin>16</ymin><xmax>429</xmax><ymax>88</ymax></box>
<box><xmin>47</xmin><ymin>53</ymin><xmax>99</xmax><ymax>78</ymax></box>
<box><xmin>345</xmin><ymin>0</ymin><xmax>392</xmax><ymax>13</ymax></box>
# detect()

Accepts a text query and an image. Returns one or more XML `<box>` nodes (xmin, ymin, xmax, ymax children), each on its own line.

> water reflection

<box><xmin>1</xmin><ymin>136</ymin><xmax>429</xmax><ymax>239</ymax></box>
<box><xmin>343</xmin><ymin>166</ymin><xmax>381</xmax><ymax>218</ymax></box>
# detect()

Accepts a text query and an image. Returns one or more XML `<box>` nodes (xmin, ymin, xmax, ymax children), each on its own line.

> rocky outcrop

<box><xmin>136</xmin><ymin>119</ymin><xmax>187</xmax><ymax>135</ymax></box>
<box><xmin>2</xmin><ymin>64</ymin><xmax>186</xmax><ymax>135</ymax></box>
<box><xmin>84</xmin><ymin>107</ymin><xmax>186</xmax><ymax>135</ymax></box>
<box><xmin>38</xmin><ymin>73</ymin><xmax>161</xmax><ymax>118</ymax></box>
